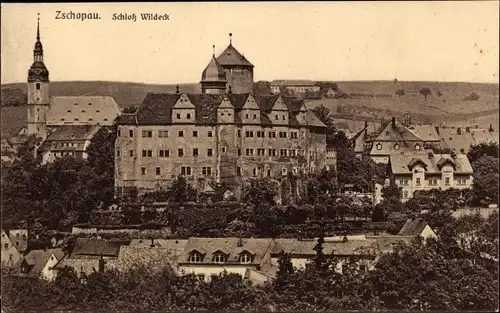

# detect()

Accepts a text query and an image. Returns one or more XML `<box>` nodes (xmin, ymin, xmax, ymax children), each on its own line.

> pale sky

<box><xmin>1</xmin><ymin>2</ymin><xmax>499</xmax><ymax>85</ymax></box>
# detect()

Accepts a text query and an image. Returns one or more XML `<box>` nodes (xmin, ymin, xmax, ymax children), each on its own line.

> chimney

<box><xmin>466</xmin><ymin>127</ymin><xmax>470</xmax><ymax>133</ymax></box>
<box><xmin>428</xmin><ymin>152</ymin><xmax>434</xmax><ymax>159</ymax></box>
<box><xmin>98</xmin><ymin>254</ymin><xmax>105</xmax><ymax>273</ymax></box>
<box><xmin>435</xmin><ymin>126</ymin><xmax>440</xmax><ymax>135</ymax></box>
<box><xmin>457</xmin><ymin>127</ymin><xmax>461</xmax><ymax>135</ymax></box>
<box><xmin>228</xmin><ymin>86</ymin><xmax>232</xmax><ymax>94</ymax></box>
<box><xmin>391</xmin><ymin>117</ymin><xmax>396</xmax><ymax>128</ymax></box>
<box><xmin>489</xmin><ymin>124</ymin><xmax>494</xmax><ymax>132</ymax></box>
<box><xmin>176</xmin><ymin>85</ymin><xmax>180</xmax><ymax>94</ymax></box>
<box><xmin>44</xmin><ymin>246</ymin><xmax>47</xmax><ymax>252</ymax></box>
<box><xmin>237</xmin><ymin>238</ymin><xmax>243</xmax><ymax>247</ymax></box>
<box><xmin>342</xmin><ymin>235</ymin><xmax>348</xmax><ymax>243</ymax></box>
<box><xmin>150</xmin><ymin>237</ymin><xmax>155</xmax><ymax>247</ymax></box>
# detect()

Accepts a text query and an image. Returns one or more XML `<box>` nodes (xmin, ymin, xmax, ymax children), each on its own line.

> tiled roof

<box><xmin>272</xmin><ymin>238</ymin><xmax>378</xmax><ymax>256</ymax></box>
<box><xmin>201</xmin><ymin>55</ymin><xmax>227</xmax><ymax>82</ymax></box>
<box><xmin>20</xmin><ymin>248</ymin><xmax>64</xmax><ymax>275</ymax></box>
<box><xmin>44</xmin><ymin>125</ymin><xmax>100</xmax><ymax>141</ymax></box>
<box><xmin>408</xmin><ymin>125</ymin><xmax>441</xmax><ymax>142</ymax></box>
<box><xmin>47</xmin><ymin>96</ymin><xmax>121</xmax><ymax>126</ymax></box>
<box><xmin>398</xmin><ymin>218</ymin><xmax>429</xmax><ymax>236</ymax></box>
<box><xmin>118</xmin><ymin>93</ymin><xmax>325</xmax><ymax>128</ymax></box>
<box><xmin>116</xmin><ymin>246</ymin><xmax>184</xmax><ymax>273</ymax></box>
<box><xmin>6</xmin><ymin>230</ymin><xmax>28</xmax><ymax>253</ymax></box>
<box><xmin>389</xmin><ymin>152</ymin><xmax>473</xmax><ymax>174</ymax></box>
<box><xmin>70</xmin><ymin>238</ymin><xmax>128</xmax><ymax>258</ymax></box>
<box><xmin>371</xmin><ymin>119</ymin><xmax>423</xmax><ymax>142</ymax></box>
<box><xmin>271</xmin><ymin>80</ymin><xmax>318</xmax><ymax>86</ymax></box>
<box><xmin>129</xmin><ymin>238</ymin><xmax>188</xmax><ymax>250</ymax></box>
<box><xmin>365</xmin><ymin>236</ymin><xmax>414</xmax><ymax>253</ymax></box>
<box><xmin>179</xmin><ymin>237</ymin><xmax>274</xmax><ymax>265</ymax></box>
<box><xmin>216</xmin><ymin>44</ymin><xmax>253</xmax><ymax>67</ymax></box>
<box><xmin>370</xmin><ymin>142</ymin><xmax>429</xmax><ymax>157</ymax></box>
<box><xmin>437</xmin><ymin>127</ymin><xmax>499</xmax><ymax>153</ymax></box>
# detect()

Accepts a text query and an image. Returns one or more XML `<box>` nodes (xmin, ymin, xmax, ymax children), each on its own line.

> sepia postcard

<box><xmin>1</xmin><ymin>2</ymin><xmax>498</xmax><ymax>312</ymax></box>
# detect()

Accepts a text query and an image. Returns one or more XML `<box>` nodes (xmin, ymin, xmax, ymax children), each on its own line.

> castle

<box><xmin>25</xmin><ymin>15</ymin><xmax>121</xmax><ymax>164</ymax></box>
<box><xmin>114</xmin><ymin>35</ymin><xmax>333</xmax><ymax>198</ymax></box>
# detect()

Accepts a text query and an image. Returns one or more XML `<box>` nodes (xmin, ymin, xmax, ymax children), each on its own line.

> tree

<box><xmin>169</xmin><ymin>175</ymin><xmax>197</xmax><ymax>204</ymax></box>
<box><xmin>464</xmin><ymin>92</ymin><xmax>480</xmax><ymax>101</ymax></box>
<box><xmin>467</xmin><ymin>141</ymin><xmax>499</xmax><ymax>163</ymax></box>
<box><xmin>471</xmin><ymin>155</ymin><xmax>499</xmax><ymax>205</ymax></box>
<box><xmin>419</xmin><ymin>87</ymin><xmax>431</xmax><ymax>100</ymax></box>
<box><xmin>242</xmin><ymin>177</ymin><xmax>278</xmax><ymax>208</ymax></box>
<box><xmin>437</xmin><ymin>90</ymin><xmax>443</xmax><ymax>97</ymax></box>
<box><xmin>395</xmin><ymin>89</ymin><xmax>405</xmax><ymax>97</ymax></box>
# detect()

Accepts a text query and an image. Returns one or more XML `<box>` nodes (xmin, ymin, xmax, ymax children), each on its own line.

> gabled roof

<box><xmin>370</xmin><ymin>119</ymin><xmax>423</xmax><ymax>142</ymax></box>
<box><xmin>408</xmin><ymin>125</ymin><xmax>441</xmax><ymax>142</ymax></box>
<box><xmin>398</xmin><ymin>218</ymin><xmax>429</xmax><ymax>236</ymax></box>
<box><xmin>179</xmin><ymin>238</ymin><xmax>274</xmax><ymax>265</ymax></box>
<box><xmin>389</xmin><ymin>152</ymin><xmax>473</xmax><ymax>174</ymax></box>
<box><xmin>2</xmin><ymin>229</ymin><xmax>28</xmax><ymax>253</ymax></box>
<box><xmin>19</xmin><ymin>249</ymin><xmax>64</xmax><ymax>276</ymax></box>
<box><xmin>47</xmin><ymin>96</ymin><xmax>121</xmax><ymax>126</ymax></box>
<box><xmin>70</xmin><ymin>238</ymin><xmax>128</xmax><ymax>258</ymax></box>
<box><xmin>216</xmin><ymin>44</ymin><xmax>253</xmax><ymax>67</ymax></box>
<box><xmin>305</xmin><ymin>110</ymin><xmax>327</xmax><ymax>127</ymax></box>
<box><xmin>437</xmin><ymin>127</ymin><xmax>499</xmax><ymax>153</ymax></box>
<box><xmin>272</xmin><ymin>238</ymin><xmax>378</xmax><ymax>256</ymax></box>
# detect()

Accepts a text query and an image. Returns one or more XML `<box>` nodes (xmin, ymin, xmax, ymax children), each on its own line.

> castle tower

<box><xmin>27</xmin><ymin>14</ymin><xmax>50</xmax><ymax>140</ymax></box>
<box><xmin>200</xmin><ymin>45</ymin><xmax>227</xmax><ymax>94</ymax></box>
<box><xmin>216</xmin><ymin>33</ymin><xmax>254</xmax><ymax>94</ymax></box>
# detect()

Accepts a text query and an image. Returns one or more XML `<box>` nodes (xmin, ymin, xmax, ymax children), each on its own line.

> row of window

<box><xmin>139</xmin><ymin>165</ymin><xmax>305</xmax><ymax>177</ymax></box>
<box><xmin>141</xmin><ymin>166</ymin><xmax>212</xmax><ymax>176</ymax></box>
<box><xmin>188</xmin><ymin>251</ymin><xmax>252</xmax><ymax>263</ymax></box>
<box><xmin>375</xmin><ymin>143</ymin><xmax>421</xmax><ymax>151</ymax></box>
<box><xmin>119</xmin><ymin>129</ymin><xmax>307</xmax><ymax>139</ymax></box>
<box><xmin>398</xmin><ymin>177</ymin><xmax>467</xmax><ymax>186</ymax></box>
<box><xmin>118</xmin><ymin>148</ymin><xmax>307</xmax><ymax>158</ymax></box>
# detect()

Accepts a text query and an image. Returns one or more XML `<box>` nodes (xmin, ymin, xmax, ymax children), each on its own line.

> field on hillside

<box><xmin>0</xmin><ymin>106</ymin><xmax>26</xmax><ymax>138</ymax></box>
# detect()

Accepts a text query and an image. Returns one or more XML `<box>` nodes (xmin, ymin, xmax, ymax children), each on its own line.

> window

<box><xmin>159</xmin><ymin>130</ymin><xmax>169</xmax><ymax>138</ymax></box>
<box><xmin>246</xmin><ymin>149</ymin><xmax>254</xmax><ymax>156</ymax></box>
<box><xmin>141</xmin><ymin>167</ymin><xmax>146</xmax><ymax>175</ymax></box>
<box><xmin>156</xmin><ymin>167</ymin><xmax>161</xmax><ymax>175</ymax></box>
<box><xmin>279</xmin><ymin>132</ymin><xmax>288</xmax><ymax>138</ymax></box>
<box><xmin>269</xmin><ymin>131</ymin><xmax>276</xmax><ymax>138</ymax></box>
<box><xmin>196</xmin><ymin>274</ymin><xmax>205</xmax><ymax>281</ymax></box>
<box><xmin>416</xmin><ymin>177</ymin><xmax>421</xmax><ymax>186</ymax></box>
<box><xmin>176</xmin><ymin>113</ymin><xmax>181</xmax><ymax>119</ymax></box>
<box><xmin>208</xmin><ymin>131</ymin><xmax>213</xmax><ymax>137</ymax></box>
<box><xmin>445</xmin><ymin>177</ymin><xmax>450</xmax><ymax>186</ymax></box>
<box><xmin>142</xmin><ymin>130</ymin><xmax>153</xmax><ymax>138</ymax></box>
<box><xmin>213</xmin><ymin>253</ymin><xmax>226</xmax><ymax>263</ymax></box>
<box><xmin>129</xmin><ymin>150</ymin><xmax>134</xmax><ymax>157</ymax></box>
<box><xmin>376</xmin><ymin>143</ymin><xmax>382</xmax><ymax>150</ymax></box>
<box><xmin>3</xmin><ymin>243</ymin><xmax>8</xmax><ymax>249</ymax></box>
<box><xmin>117</xmin><ymin>129</ymin><xmax>121</xmax><ymax>137</ymax></box>
<box><xmin>282</xmin><ymin>167</ymin><xmax>288</xmax><ymax>175</ymax></box>
<box><xmin>257</xmin><ymin>148</ymin><xmax>265</xmax><ymax>156</ymax></box>
<box><xmin>186</xmin><ymin>113</ymin><xmax>191</xmax><ymax>119</ymax></box>
<box><xmin>267</xmin><ymin>169</ymin><xmax>271</xmax><ymax>176</ymax></box>
<box><xmin>403</xmin><ymin>191</ymin><xmax>409</xmax><ymax>198</ymax></box>
<box><xmin>238</xmin><ymin>149</ymin><xmax>241</xmax><ymax>156</ymax></box>
<box><xmin>188</xmin><ymin>252</ymin><xmax>202</xmax><ymax>263</ymax></box>
<box><xmin>36</xmin><ymin>83</ymin><xmax>40</xmax><ymax>90</ymax></box>
<box><xmin>193</xmin><ymin>130</ymin><xmax>198</xmax><ymax>137</ymax></box>
<box><xmin>245</xmin><ymin>131</ymin><xmax>254</xmax><ymax>138</ymax></box>
<box><xmin>428</xmin><ymin>178</ymin><xmax>438</xmax><ymax>186</ymax></box>
<box><xmin>394</xmin><ymin>143</ymin><xmax>400</xmax><ymax>150</ymax></box>
<box><xmin>193</xmin><ymin>148</ymin><xmax>199</xmax><ymax>157</ymax></box>
<box><xmin>415</xmin><ymin>144</ymin><xmax>421</xmax><ymax>150</ymax></box>
<box><xmin>246</xmin><ymin>114</ymin><xmax>249</xmax><ymax>119</ymax></box>
<box><xmin>202</xmin><ymin>167</ymin><xmax>212</xmax><ymax>176</ymax></box>
<box><xmin>207</xmin><ymin>149</ymin><xmax>213</xmax><ymax>157</ymax></box>
<box><xmin>237</xmin><ymin>130</ymin><xmax>241</xmax><ymax>137</ymax></box>
<box><xmin>178</xmin><ymin>131</ymin><xmax>184</xmax><ymax>137</ymax></box>
<box><xmin>291</xmin><ymin>132</ymin><xmax>298</xmax><ymax>139</ymax></box>
<box><xmin>178</xmin><ymin>149</ymin><xmax>184</xmax><ymax>157</ymax></box>
<box><xmin>280</xmin><ymin>149</ymin><xmax>288</xmax><ymax>157</ymax></box>
<box><xmin>290</xmin><ymin>149</ymin><xmax>296</xmax><ymax>156</ymax></box>
<box><xmin>181</xmin><ymin>166</ymin><xmax>192</xmax><ymax>176</ymax></box>
<box><xmin>159</xmin><ymin>149</ymin><xmax>170</xmax><ymax>157</ymax></box>
<box><xmin>116</xmin><ymin>149</ymin><xmax>121</xmax><ymax>157</ymax></box>
<box><xmin>268</xmin><ymin>149</ymin><xmax>277</xmax><ymax>156</ymax></box>
<box><xmin>275</xmin><ymin>115</ymin><xmax>278</xmax><ymax>120</ymax></box>
<box><xmin>237</xmin><ymin>167</ymin><xmax>241</xmax><ymax>176</ymax></box>
<box><xmin>252</xmin><ymin>168</ymin><xmax>257</xmax><ymax>176</ymax></box>
<box><xmin>141</xmin><ymin>150</ymin><xmax>152</xmax><ymax>157</ymax></box>
<box><xmin>240</xmin><ymin>253</ymin><xmax>252</xmax><ymax>263</ymax></box>
<box><xmin>129</xmin><ymin>130</ymin><xmax>134</xmax><ymax>137</ymax></box>
<box><xmin>282</xmin><ymin>115</ymin><xmax>286</xmax><ymax>120</ymax></box>
<box><xmin>253</xmin><ymin>114</ymin><xmax>257</xmax><ymax>119</ymax></box>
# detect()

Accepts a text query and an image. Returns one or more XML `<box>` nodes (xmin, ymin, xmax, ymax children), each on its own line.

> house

<box><xmin>16</xmin><ymin>248</ymin><xmax>65</xmax><ymax>281</ymax></box>
<box><xmin>177</xmin><ymin>237</ymin><xmax>276</xmax><ymax>285</ymax></box>
<box><xmin>53</xmin><ymin>238</ymin><xmax>129</xmax><ymax>277</ymax></box>
<box><xmin>323</xmin><ymin>87</ymin><xmax>338</xmax><ymax>98</ymax></box>
<box><xmin>270</xmin><ymin>80</ymin><xmax>320</xmax><ymax>95</ymax></box>
<box><xmin>1</xmin><ymin>229</ymin><xmax>28</xmax><ymax>266</ymax></box>
<box><xmin>37</xmin><ymin>125</ymin><xmax>101</xmax><ymax>164</ymax></box>
<box><xmin>388</xmin><ymin>151</ymin><xmax>474</xmax><ymax>201</ymax></box>
<box><xmin>398</xmin><ymin>218</ymin><xmax>437</xmax><ymax>240</ymax></box>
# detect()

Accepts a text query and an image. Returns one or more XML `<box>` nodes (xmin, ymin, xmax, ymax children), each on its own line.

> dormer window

<box><xmin>88</xmin><ymin>103</ymin><xmax>92</xmax><ymax>106</ymax></box>
<box><xmin>67</xmin><ymin>109</ymin><xmax>71</xmax><ymax>113</ymax></box>
<box><xmin>187</xmin><ymin>113</ymin><xmax>191</xmax><ymax>119</ymax></box>
<box><xmin>239</xmin><ymin>252</ymin><xmax>253</xmax><ymax>264</ymax></box>
<box><xmin>75</xmin><ymin>118</ymin><xmax>79</xmax><ymax>121</ymax></box>
<box><xmin>376</xmin><ymin>143</ymin><xmax>382</xmax><ymax>150</ymax></box>
<box><xmin>415</xmin><ymin>144</ymin><xmax>421</xmax><ymax>150</ymax></box>
<box><xmin>394</xmin><ymin>143</ymin><xmax>400</xmax><ymax>150</ymax></box>
<box><xmin>96</xmin><ymin>110</ymin><xmax>100</xmax><ymax>113</ymax></box>
<box><xmin>188</xmin><ymin>252</ymin><xmax>203</xmax><ymax>263</ymax></box>
<box><xmin>81</xmin><ymin>109</ymin><xmax>86</xmax><ymax>113</ymax></box>
<box><xmin>213</xmin><ymin>252</ymin><xmax>226</xmax><ymax>263</ymax></box>
<box><xmin>74</xmin><ymin>103</ymin><xmax>78</xmax><ymax>106</ymax></box>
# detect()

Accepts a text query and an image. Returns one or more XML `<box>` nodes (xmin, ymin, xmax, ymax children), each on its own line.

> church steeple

<box><xmin>28</xmin><ymin>13</ymin><xmax>49</xmax><ymax>82</ymax></box>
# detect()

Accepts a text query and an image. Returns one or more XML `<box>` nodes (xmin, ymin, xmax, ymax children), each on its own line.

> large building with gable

<box><xmin>25</xmin><ymin>16</ymin><xmax>121</xmax><ymax>163</ymax></box>
<box><xmin>115</xmin><ymin>35</ymin><xmax>331</xmax><ymax>198</ymax></box>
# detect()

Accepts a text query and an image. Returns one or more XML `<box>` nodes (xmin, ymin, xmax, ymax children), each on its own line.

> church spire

<box><xmin>213</xmin><ymin>44</ymin><xmax>215</xmax><ymax>57</ymax></box>
<box><xmin>33</xmin><ymin>13</ymin><xmax>44</xmax><ymax>63</ymax></box>
<box><xmin>37</xmin><ymin>13</ymin><xmax>40</xmax><ymax>41</ymax></box>
<box><xmin>229</xmin><ymin>33</ymin><xmax>232</xmax><ymax>45</ymax></box>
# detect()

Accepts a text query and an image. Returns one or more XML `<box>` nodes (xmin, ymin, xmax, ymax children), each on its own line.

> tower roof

<box><xmin>201</xmin><ymin>52</ymin><xmax>227</xmax><ymax>83</ymax></box>
<box><xmin>216</xmin><ymin>33</ymin><xmax>253</xmax><ymax>67</ymax></box>
<box><xmin>28</xmin><ymin>13</ymin><xmax>49</xmax><ymax>82</ymax></box>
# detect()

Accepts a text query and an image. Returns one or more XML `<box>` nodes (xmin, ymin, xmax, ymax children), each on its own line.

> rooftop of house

<box><xmin>270</xmin><ymin>80</ymin><xmax>318</xmax><ymax>87</ymax></box>
<box><xmin>216</xmin><ymin>43</ymin><xmax>254</xmax><ymax>67</ymax></box>
<box><xmin>437</xmin><ymin>126</ymin><xmax>499</xmax><ymax>153</ymax></box>
<box><xmin>70</xmin><ymin>238</ymin><xmax>130</xmax><ymax>259</ymax></box>
<box><xmin>398</xmin><ymin>218</ymin><xmax>430</xmax><ymax>236</ymax></box>
<box><xmin>389</xmin><ymin>152</ymin><xmax>473</xmax><ymax>174</ymax></box>
<box><xmin>38</xmin><ymin>125</ymin><xmax>101</xmax><ymax>152</ymax></box>
<box><xmin>179</xmin><ymin>237</ymin><xmax>274</xmax><ymax>265</ymax></box>
<box><xmin>370</xmin><ymin>118</ymin><xmax>424</xmax><ymax>143</ymax></box>
<box><xmin>272</xmin><ymin>238</ymin><xmax>379</xmax><ymax>257</ymax></box>
<box><xmin>408</xmin><ymin>124</ymin><xmax>441</xmax><ymax>142</ymax></box>
<box><xmin>19</xmin><ymin>248</ymin><xmax>65</xmax><ymax>276</ymax></box>
<box><xmin>116</xmin><ymin>93</ymin><xmax>326</xmax><ymax>128</ymax></box>
<box><xmin>47</xmin><ymin>96</ymin><xmax>121</xmax><ymax>126</ymax></box>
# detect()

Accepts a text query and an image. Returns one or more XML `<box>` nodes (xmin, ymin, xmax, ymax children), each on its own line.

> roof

<box><xmin>398</xmin><ymin>218</ymin><xmax>429</xmax><ymax>236</ymax></box>
<box><xmin>408</xmin><ymin>125</ymin><xmax>441</xmax><ymax>142</ymax></box>
<box><xmin>437</xmin><ymin>127</ymin><xmax>499</xmax><ymax>153</ymax></box>
<box><xmin>20</xmin><ymin>248</ymin><xmax>64</xmax><ymax>275</ymax></box>
<box><xmin>179</xmin><ymin>238</ymin><xmax>274</xmax><ymax>265</ymax></box>
<box><xmin>370</xmin><ymin>119</ymin><xmax>423</xmax><ymax>142</ymax></box>
<box><xmin>271</xmin><ymin>80</ymin><xmax>318</xmax><ymax>86</ymax></box>
<box><xmin>365</xmin><ymin>236</ymin><xmax>414</xmax><ymax>253</ymax></box>
<box><xmin>47</xmin><ymin>96</ymin><xmax>121</xmax><ymax>126</ymax></box>
<box><xmin>116</xmin><ymin>245</ymin><xmax>184</xmax><ymax>273</ymax></box>
<box><xmin>272</xmin><ymin>238</ymin><xmax>378</xmax><ymax>256</ymax></box>
<box><xmin>370</xmin><ymin>142</ymin><xmax>430</xmax><ymax>157</ymax></box>
<box><xmin>216</xmin><ymin>44</ymin><xmax>253</xmax><ymax>67</ymax></box>
<box><xmin>4</xmin><ymin>229</ymin><xmax>28</xmax><ymax>253</ymax></box>
<box><xmin>201</xmin><ymin>55</ymin><xmax>227</xmax><ymax>82</ymax></box>
<box><xmin>129</xmin><ymin>238</ymin><xmax>188</xmax><ymax>250</ymax></box>
<box><xmin>117</xmin><ymin>92</ymin><xmax>325</xmax><ymax>128</ymax></box>
<box><xmin>38</xmin><ymin>125</ymin><xmax>100</xmax><ymax>153</ymax></box>
<box><xmin>389</xmin><ymin>152</ymin><xmax>473</xmax><ymax>174</ymax></box>
<box><xmin>70</xmin><ymin>238</ymin><xmax>127</xmax><ymax>258</ymax></box>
